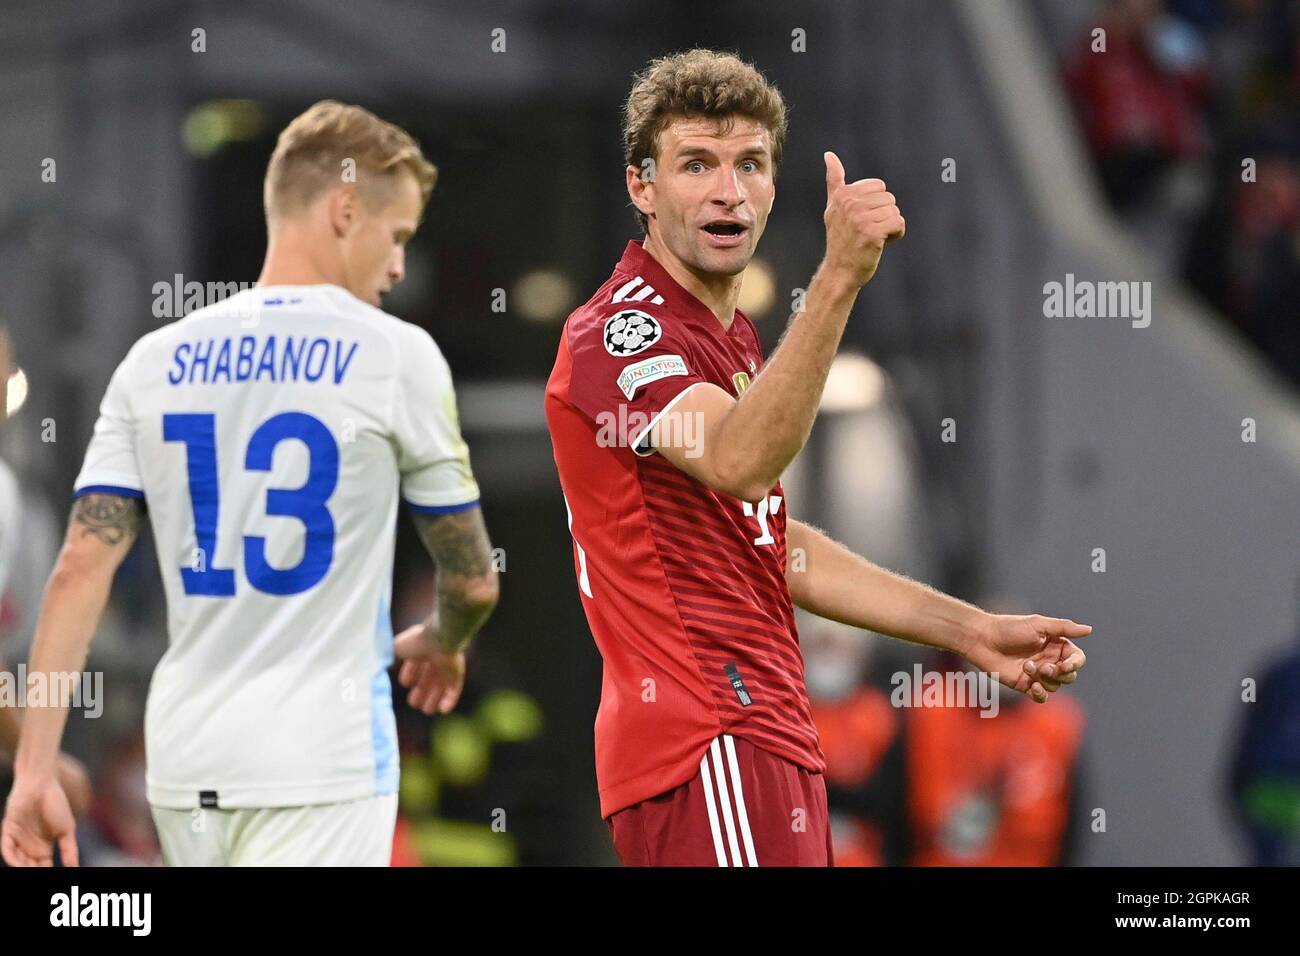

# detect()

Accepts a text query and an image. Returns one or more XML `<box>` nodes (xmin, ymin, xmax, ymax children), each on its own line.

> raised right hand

<box><xmin>822</xmin><ymin>150</ymin><xmax>906</xmax><ymax>288</ymax></box>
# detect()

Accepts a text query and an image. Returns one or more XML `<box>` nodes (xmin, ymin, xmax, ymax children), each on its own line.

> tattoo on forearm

<box><xmin>412</xmin><ymin>508</ymin><xmax>497</xmax><ymax>648</ymax></box>
<box><xmin>72</xmin><ymin>494</ymin><xmax>143</xmax><ymax>547</ymax></box>
<box><xmin>413</xmin><ymin>509</ymin><xmax>493</xmax><ymax>579</ymax></box>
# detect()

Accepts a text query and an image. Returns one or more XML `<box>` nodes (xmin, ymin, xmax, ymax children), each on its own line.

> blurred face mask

<box><xmin>804</xmin><ymin>655</ymin><xmax>862</xmax><ymax>701</ymax></box>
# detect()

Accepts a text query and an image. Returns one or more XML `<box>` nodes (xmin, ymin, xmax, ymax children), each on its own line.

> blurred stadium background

<box><xmin>1</xmin><ymin>0</ymin><xmax>1298</xmax><ymax>865</ymax></box>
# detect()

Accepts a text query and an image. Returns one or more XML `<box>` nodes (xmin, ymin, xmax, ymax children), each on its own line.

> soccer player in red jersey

<box><xmin>545</xmin><ymin>49</ymin><xmax>1091</xmax><ymax>866</ymax></box>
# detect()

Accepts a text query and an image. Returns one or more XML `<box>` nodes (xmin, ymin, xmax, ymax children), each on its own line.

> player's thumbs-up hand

<box><xmin>825</xmin><ymin>150</ymin><xmax>847</xmax><ymax>196</ymax></box>
<box><xmin>822</xmin><ymin>150</ymin><xmax>905</xmax><ymax>288</ymax></box>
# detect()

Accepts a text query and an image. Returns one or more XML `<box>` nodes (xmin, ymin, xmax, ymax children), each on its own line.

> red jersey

<box><xmin>545</xmin><ymin>240</ymin><xmax>825</xmax><ymax>818</ymax></box>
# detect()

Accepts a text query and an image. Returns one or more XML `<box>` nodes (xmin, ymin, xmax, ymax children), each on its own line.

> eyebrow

<box><xmin>675</xmin><ymin>145</ymin><xmax>770</xmax><ymax>161</ymax></box>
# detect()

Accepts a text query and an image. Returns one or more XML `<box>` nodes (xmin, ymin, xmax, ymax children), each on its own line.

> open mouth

<box><xmin>701</xmin><ymin>220</ymin><xmax>750</xmax><ymax>246</ymax></box>
<box><xmin>702</xmin><ymin>221</ymin><xmax>748</xmax><ymax>237</ymax></box>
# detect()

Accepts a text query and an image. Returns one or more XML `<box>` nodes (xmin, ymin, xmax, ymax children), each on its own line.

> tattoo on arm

<box><xmin>413</xmin><ymin>508</ymin><xmax>493</xmax><ymax>579</ymax></box>
<box><xmin>411</xmin><ymin>507</ymin><xmax>498</xmax><ymax>649</ymax></box>
<box><xmin>72</xmin><ymin>494</ymin><xmax>143</xmax><ymax>548</ymax></box>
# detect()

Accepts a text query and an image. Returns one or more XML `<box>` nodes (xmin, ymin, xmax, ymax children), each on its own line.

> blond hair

<box><xmin>623</xmin><ymin>50</ymin><xmax>788</xmax><ymax>230</ymax></box>
<box><xmin>263</xmin><ymin>100</ymin><xmax>437</xmax><ymax>226</ymax></box>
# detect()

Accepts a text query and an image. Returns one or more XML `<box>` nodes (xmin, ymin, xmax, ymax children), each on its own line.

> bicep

<box><xmin>785</xmin><ymin>518</ymin><xmax>812</xmax><ymax>571</ymax></box>
<box><xmin>61</xmin><ymin>493</ymin><xmax>144</xmax><ymax>574</ymax></box>
<box><xmin>646</xmin><ymin>382</ymin><xmax>741</xmax><ymax>492</ymax></box>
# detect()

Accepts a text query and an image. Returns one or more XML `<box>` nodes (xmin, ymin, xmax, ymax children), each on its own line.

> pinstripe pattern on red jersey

<box><xmin>546</xmin><ymin>241</ymin><xmax>826</xmax><ymax>818</ymax></box>
<box><xmin>634</xmin><ymin>450</ymin><xmax>822</xmax><ymax>765</ymax></box>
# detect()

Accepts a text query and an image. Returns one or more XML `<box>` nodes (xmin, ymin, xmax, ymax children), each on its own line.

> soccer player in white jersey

<box><xmin>0</xmin><ymin>102</ymin><xmax>499</xmax><ymax>866</ymax></box>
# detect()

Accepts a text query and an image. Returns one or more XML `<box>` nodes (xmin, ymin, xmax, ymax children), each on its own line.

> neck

<box><xmin>257</xmin><ymin>224</ymin><xmax>345</xmax><ymax>291</ymax></box>
<box><xmin>642</xmin><ymin>232</ymin><xmax>742</xmax><ymax>331</ymax></box>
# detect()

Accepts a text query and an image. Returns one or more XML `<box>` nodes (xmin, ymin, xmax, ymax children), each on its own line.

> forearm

<box><xmin>413</xmin><ymin>507</ymin><xmax>500</xmax><ymax>652</ymax></box>
<box><xmin>431</xmin><ymin>574</ymin><xmax>498</xmax><ymax>652</ymax></box>
<box><xmin>14</xmin><ymin>564</ymin><xmax>113</xmax><ymax>781</ymax></box>
<box><xmin>787</xmin><ymin>519</ymin><xmax>988</xmax><ymax>655</ymax></box>
<box><xmin>710</xmin><ymin>265</ymin><xmax>859</xmax><ymax>496</ymax></box>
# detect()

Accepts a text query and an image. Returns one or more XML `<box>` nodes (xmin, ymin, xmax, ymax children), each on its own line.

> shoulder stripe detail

<box><xmin>611</xmin><ymin>276</ymin><xmax>666</xmax><ymax>306</ymax></box>
<box><xmin>612</xmin><ymin>277</ymin><xmax>644</xmax><ymax>302</ymax></box>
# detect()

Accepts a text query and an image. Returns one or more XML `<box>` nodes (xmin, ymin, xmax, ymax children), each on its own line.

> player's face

<box><xmin>635</xmin><ymin>116</ymin><xmax>775</xmax><ymax>278</ymax></box>
<box><xmin>342</xmin><ymin>169</ymin><xmax>423</xmax><ymax>307</ymax></box>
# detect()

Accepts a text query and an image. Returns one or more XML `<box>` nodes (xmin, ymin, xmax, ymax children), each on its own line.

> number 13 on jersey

<box><xmin>163</xmin><ymin>411</ymin><xmax>339</xmax><ymax>597</ymax></box>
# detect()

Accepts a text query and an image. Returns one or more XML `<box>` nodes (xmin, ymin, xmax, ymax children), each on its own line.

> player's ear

<box><xmin>626</xmin><ymin>164</ymin><xmax>655</xmax><ymax>219</ymax></box>
<box><xmin>327</xmin><ymin>185</ymin><xmax>360</xmax><ymax>238</ymax></box>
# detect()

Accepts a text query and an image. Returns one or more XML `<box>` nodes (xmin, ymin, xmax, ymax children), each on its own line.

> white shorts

<box><xmin>150</xmin><ymin>793</ymin><xmax>399</xmax><ymax>866</ymax></box>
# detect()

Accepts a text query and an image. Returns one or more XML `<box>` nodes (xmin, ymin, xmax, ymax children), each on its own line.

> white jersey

<box><xmin>74</xmin><ymin>285</ymin><xmax>480</xmax><ymax>809</ymax></box>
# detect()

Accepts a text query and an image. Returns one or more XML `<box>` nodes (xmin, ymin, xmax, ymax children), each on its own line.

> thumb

<box><xmin>393</xmin><ymin>626</ymin><xmax>426</xmax><ymax>660</ymax></box>
<box><xmin>824</xmin><ymin>151</ymin><xmax>845</xmax><ymax>196</ymax></box>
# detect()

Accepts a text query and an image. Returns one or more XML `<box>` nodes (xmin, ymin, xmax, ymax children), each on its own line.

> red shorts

<box><xmin>606</xmin><ymin>733</ymin><xmax>833</xmax><ymax>867</ymax></box>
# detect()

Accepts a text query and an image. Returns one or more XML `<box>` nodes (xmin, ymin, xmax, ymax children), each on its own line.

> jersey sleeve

<box><xmin>566</xmin><ymin>305</ymin><xmax>710</xmax><ymax>456</ymax></box>
<box><xmin>391</xmin><ymin>327</ymin><xmax>481</xmax><ymax>514</ymax></box>
<box><xmin>73</xmin><ymin>344</ymin><xmax>145</xmax><ymax>500</ymax></box>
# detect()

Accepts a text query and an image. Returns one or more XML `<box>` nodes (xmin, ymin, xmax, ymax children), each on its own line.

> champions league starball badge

<box><xmin>603</xmin><ymin>309</ymin><xmax>662</xmax><ymax>356</ymax></box>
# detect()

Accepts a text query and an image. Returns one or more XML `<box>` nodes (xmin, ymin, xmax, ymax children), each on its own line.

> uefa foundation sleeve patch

<box><xmin>617</xmin><ymin>354</ymin><xmax>689</xmax><ymax>399</ymax></box>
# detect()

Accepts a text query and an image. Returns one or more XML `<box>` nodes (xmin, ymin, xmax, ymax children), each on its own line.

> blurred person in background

<box><xmin>1066</xmin><ymin>0</ymin><xmax>1211</xmax><ymax>267</ymax></box>
<box><xmin>806</xmin><ymin>605</ymin><xmax>1088</xmax><ymax>868</ymax></box>
<box><xmin>2</xmin><ymin>101</ymin><xmax>498</xmax><ymax>868</ymax></box>
<box><xmin>802</xmin><ymin>614</ymin><xmax>907</xmax><ymax>866</ymax></box>
<box><xmin>905</xmin><ymin>641</ymin><xmax>1087</xmax><ymax>867</ymax></box>
<box><xmin>0</xmin><ymin>325</ymin><xmax>94</xmax><ymax>865</ymax></box>
<box><xmin>1226</xmin><ymin>576</ymin><xmax>1300</xmax><ymax>865</ymax></box>
<box><xmin>80</xmin><ymin>732</ymin><xmax>160</xmax><ymax>866</ymax></box>
<box><xmin>1061</xmin><ymin>0</ymin><xmax>1300</xmax><ymax>386</ymax></box>
<box><xmin>1184</xmin><ymin>124</ymin><xmax>1300</xmax><ymax>386</ymax></box>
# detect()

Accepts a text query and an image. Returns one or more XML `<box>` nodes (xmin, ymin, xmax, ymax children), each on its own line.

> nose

<box><xmin>710</xmin><ymin>166</ymin><xmax>745</xmax><ymax>210</ymax></box>
<box><xmin>389</xmin><ymin>246</ymin><xmax>405</xmax><ymax>284</ymax></box>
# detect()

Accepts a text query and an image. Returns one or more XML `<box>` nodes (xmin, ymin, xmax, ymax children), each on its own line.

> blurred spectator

<box><xmin>82</xmin><ymin>733</ymin><xmax>160</xmax><ymax>866</ymax></box>
<box><xmin>1226</xmin><ymin>586</ymin><xmax>1300</xmax><ymax>865</ymax></box>
<box><xmin>1185</xmin><ymin>122</ymin><xmax>1300</xmax><ymax>385</ymax></box>
<box><xmin>906</xmin><ymin>649</ymin><xmax>1088</xmax><ymax>866</ymax></box>
<box><xmin>805</xmin><ymin>606</ymin><xmax>1089</xmax><ymax>867</ymax></box>
<box><xmin>1066</xmin><ymin>0</ymin><xmax>1210</xmax><ymax>215</ymax></box>
<box><xmin>1062</xmin><ymin>0</ymin><xmax>1300</xmax><ymax>386</ymax></box>
<box><xmin>802</xmin><ymin>615</ymin><xmax>907</xmax><ymax>866</ymax></box>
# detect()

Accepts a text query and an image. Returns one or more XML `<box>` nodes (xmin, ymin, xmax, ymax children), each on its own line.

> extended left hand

<box><xmin>393</xmin><ymin>623</ymin><xmax>467</xmax><ymax>715</ymax></box>
<box><xmin>963</xmin><ymin>614</ymin><xmax>1090</xmax><ymax>703</ymax></box>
